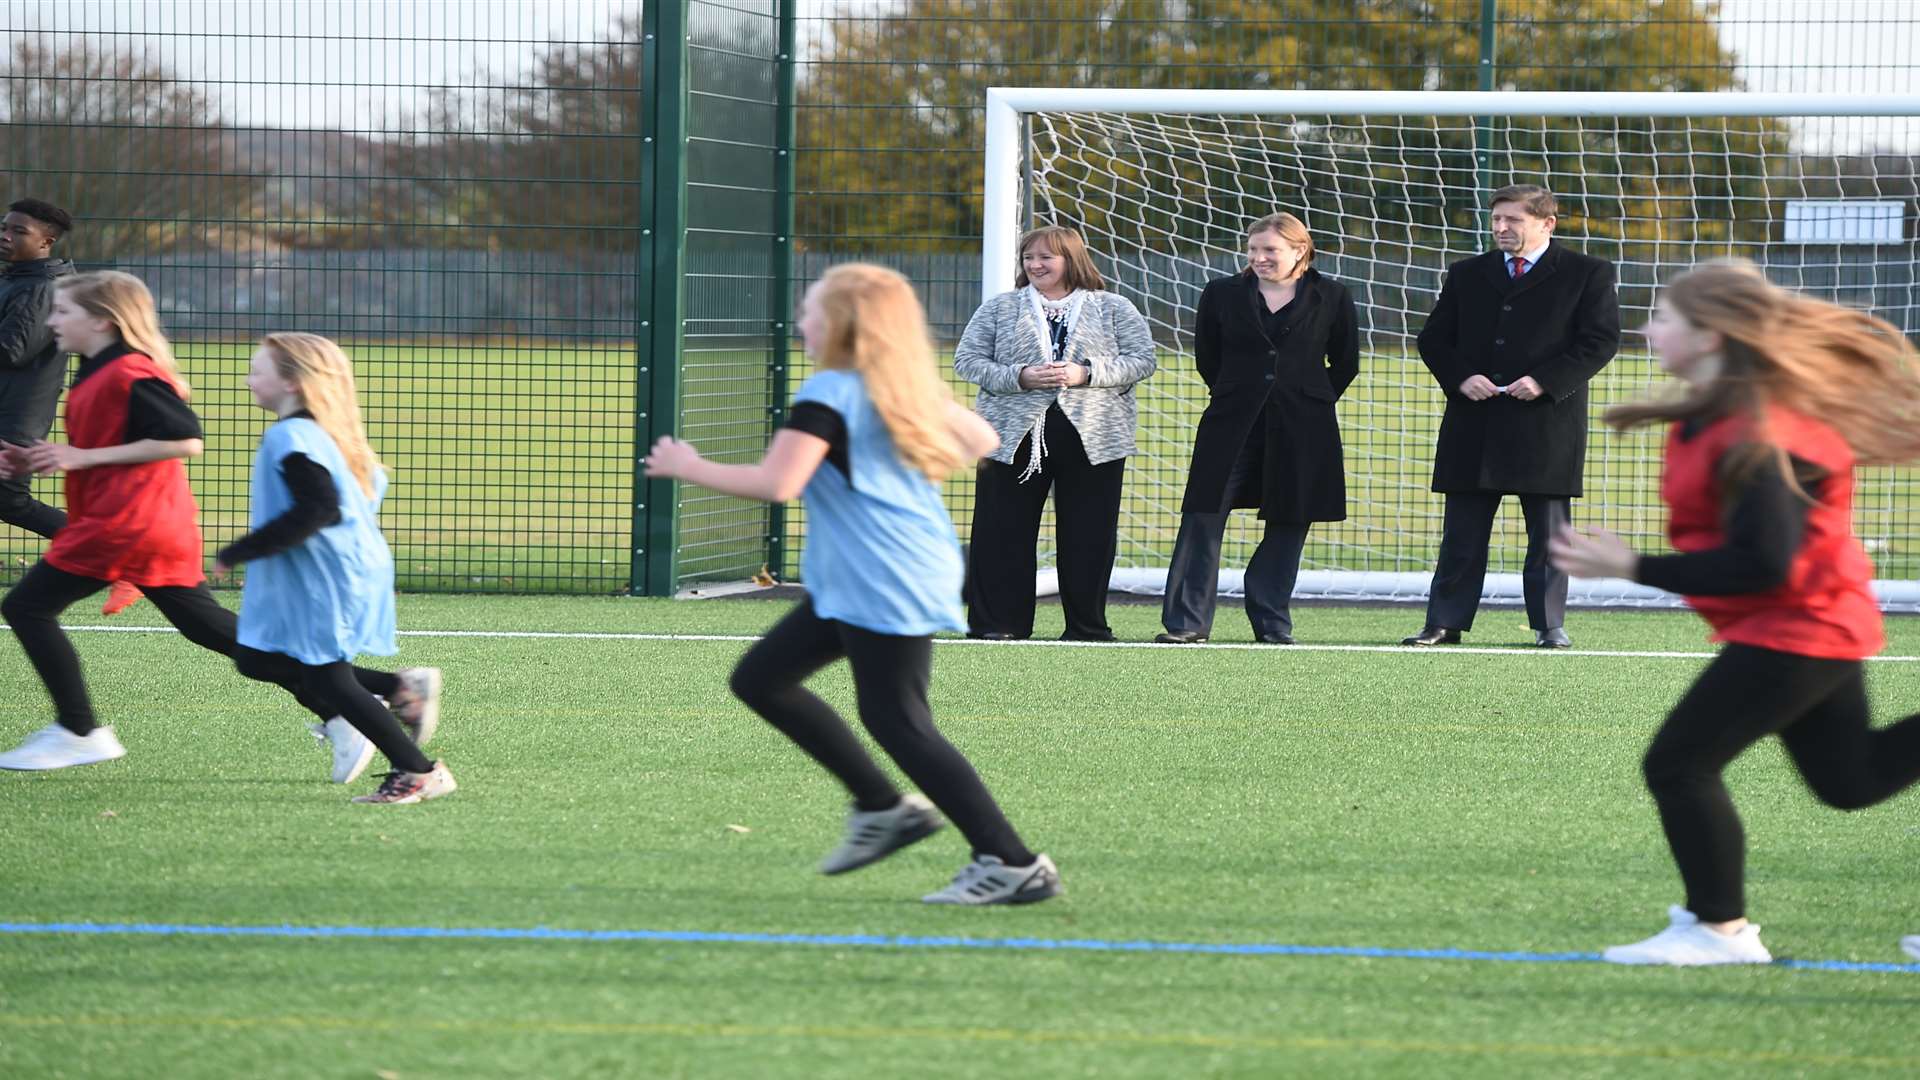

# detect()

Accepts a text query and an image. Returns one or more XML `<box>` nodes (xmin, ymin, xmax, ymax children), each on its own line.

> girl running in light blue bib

<box><xmin>217</xmin><ymin>333</ymin><xmax>453</xmax><ymax>805</ymax></box>
<box><xmin>644</xmin><ymin>264</ymin><xmax>1061</xmax><ymax>906</ymax></box>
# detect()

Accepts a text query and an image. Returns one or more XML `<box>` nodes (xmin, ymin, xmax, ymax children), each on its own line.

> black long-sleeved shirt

<box><xmin>1635</xmin><ymin>426</ymin><xmax>1825</xmax><ymax>597</ymax></box>
<box><xmin>215</xmin><ymin>412</ymin><xmax>343</xmax><ymax>565</ymax></box>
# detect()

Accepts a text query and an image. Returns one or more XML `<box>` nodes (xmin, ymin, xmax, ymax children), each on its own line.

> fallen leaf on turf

<box><xmin>725</xmin><ymin>824</ymin><xmax>751</xmax><ymax>834</ymax></box>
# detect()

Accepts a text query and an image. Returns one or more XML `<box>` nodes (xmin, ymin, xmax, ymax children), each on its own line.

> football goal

<box><xmin>980</xmin><ymin>89</ymin><xmax>1920</xmax><ymax>609</ymax></box>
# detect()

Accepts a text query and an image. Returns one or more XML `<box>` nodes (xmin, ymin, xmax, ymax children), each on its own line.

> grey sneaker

<box><xmin>1902</xmin><ymin>935</ymin><xmax>1920</xmax><ymax>961</ymax></box>
<box><xmin>391</xmin><ymin>668</ymin><xmax>442</xmax><ymax>745</ymax></box>
<box><xmin>922</xmin><ymin>853</ymin><xmax>1061</xmax><ymax>906</ymax></box>
<box><xmin>819</xmin><ymin>793</ymin><xmax>944</xmax><ymax>875</ymax></box>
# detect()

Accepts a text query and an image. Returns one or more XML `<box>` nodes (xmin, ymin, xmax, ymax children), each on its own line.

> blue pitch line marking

<box><xmin>44</xmin><ymin>624</ymin><xmax>1920</xmax><ymax>662</ymax></box>
<box><xmin>2</xmin><ymin>921</ymin><xmax>1916</xmax><ymax>974</ymax></box>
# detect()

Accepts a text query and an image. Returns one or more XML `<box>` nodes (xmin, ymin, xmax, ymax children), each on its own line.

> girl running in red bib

<box><xmin>1552</xmin><ymin>260</ymin><xmax>1920</xmax><ymax>966</ymax></box>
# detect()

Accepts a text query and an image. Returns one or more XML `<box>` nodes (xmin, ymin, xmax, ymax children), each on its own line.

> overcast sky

<box><xmin>2</xmin><ymin>0</ymin><xmax>1915</xmax><ymax>142</ymax></box>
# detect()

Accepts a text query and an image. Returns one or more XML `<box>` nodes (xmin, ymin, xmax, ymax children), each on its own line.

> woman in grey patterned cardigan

<box><xmin>954</xmin><ymin>225</ymin><xmax>1156</xmax><ymax>641</ymax></box>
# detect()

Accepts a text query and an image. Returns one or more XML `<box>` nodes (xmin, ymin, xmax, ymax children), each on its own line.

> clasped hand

<box><xmin>1018</xmin><ymin>361</ymin><xmax>1089</xmax><ymax>390</ymax></box>
<box><xmin>1458</xmin><ymin>374</ymin><xmax>1544</xmax><ymax>402</ymax></box>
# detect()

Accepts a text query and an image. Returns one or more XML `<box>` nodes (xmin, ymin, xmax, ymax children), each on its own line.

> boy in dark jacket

<box><xmin>0</xmin><ymin>198</ymin><xmax>76</xmax><ymax>539</ymax></box>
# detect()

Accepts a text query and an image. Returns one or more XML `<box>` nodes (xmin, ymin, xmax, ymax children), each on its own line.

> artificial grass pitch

<box><xmin>2</xmin><ymin>595</ymin><xmax>1918</xmax><ymax>1078</ymax></box>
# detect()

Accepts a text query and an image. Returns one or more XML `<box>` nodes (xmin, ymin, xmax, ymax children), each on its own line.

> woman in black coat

<box><xmin>1157</xmin><ymin>212</ymin><xmax>1359</xmax><ymax>644</ymax></box>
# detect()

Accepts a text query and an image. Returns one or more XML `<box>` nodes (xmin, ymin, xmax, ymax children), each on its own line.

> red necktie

<box><xmin>1510</xmin><ymin>256</ymin><xmax>1530</xmax><ymax>278</ymax></box>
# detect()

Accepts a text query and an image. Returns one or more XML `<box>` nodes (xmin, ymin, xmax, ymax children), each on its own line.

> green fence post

<box><xmin>767</xmin><ymin>0</ymin><xmax>797</xmax><ymax>581</ymax></box>
<box><xmin>635</xmin><ymin>0</ymin><xmax>689</xmax><ymax>596</ymax></box>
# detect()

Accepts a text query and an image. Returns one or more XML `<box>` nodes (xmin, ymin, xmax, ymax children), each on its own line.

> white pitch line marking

<box><xmin>37</xmin><ymin>624</ymin><xmax>1920</xmax><ymax>662</ymax></box>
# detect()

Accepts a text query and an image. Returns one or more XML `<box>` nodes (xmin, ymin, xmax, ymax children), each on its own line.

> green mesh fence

<box><xmin>0</xmin><ymin>1</ymin><xmax>661</xmax><ymax>592</ymax></box>
<box><xmin>2</xmin><ymin>2</ymin><xmax>1917</xmax><ymax>593</ymax></box>
<box><xmin>676</xmin><ymin>0</ymin><xmax>789</xmax><ymax>589</ymax></box>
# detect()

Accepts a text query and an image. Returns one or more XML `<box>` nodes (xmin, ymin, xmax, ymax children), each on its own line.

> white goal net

<box><xmin>981</xmin><ymin>90</ymin><xmax>1920</xmax><ymax>608</ymax></box>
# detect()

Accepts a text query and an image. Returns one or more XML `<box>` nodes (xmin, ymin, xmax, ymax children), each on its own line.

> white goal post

<box><xmin>978</xmin><ymin>89</ymin><xmax>1920</xmax><ymax>611</ymax></box>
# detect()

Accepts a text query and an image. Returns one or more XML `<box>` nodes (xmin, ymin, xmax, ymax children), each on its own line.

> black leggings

<box><xmin>730</xmin><ymin>600</ymin><xmax>1035</xmax><ymax>865</ymax></box>
<box><xmin>2</xmin><ymin>560</ymin><xmax>417</xmax><ymax>767</ymax></box>
<box><xmin>232</xmin><ymin>646</ymin><xmax>430</xmax><ymax>774</ymax></box>
<box><xmin>1645</xmin><ymin>643</ymin><xmax>1920</xmax><ymax>922</ymax></box>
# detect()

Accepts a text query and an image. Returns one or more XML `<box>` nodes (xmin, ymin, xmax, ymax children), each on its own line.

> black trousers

<box><xmin>730</xmin><ymin>600</ymin><xmax>1034</xmax><ymax>865</ymax></box>
<box><xmin>966</xmin><ymin>405</ymin><xmax>1125</xmax><ymax>640</ymax></box>
<box><xmin>1163</xmin><ymin>416</ymin><xmax>1310</xmax><ymax>637</ymax></box>
<box><xmin>0</xmin><ymin>469</ymin><xmax>65</xmax><ymax>539</ymax></box>
<box><xmin>2</xmin><ymin>560</ymin><xmax>404</xmax><ymax>748</ymax></box>
<box><xmin>1161</xmin><ymin>514</ymin><xmax>1309</xmax><ymax>638</ymax></box>
<box><xmin>1645</xmin><ymin>644</ymin><xmax>1920</xmax><ymax>922</ymax></box>
<box><xmin>1424</xmin><ymin>492</ymin><xmax>1569</xmax><ymax>632</ymax></box>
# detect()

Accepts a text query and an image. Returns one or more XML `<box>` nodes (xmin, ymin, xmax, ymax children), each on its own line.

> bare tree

<box><xmin>1</xmin><ymin>40</ymin><xmax>256</xmax><ymax>260</ymax></box>
<box><xmin>391</xmin><ymin>15</ymin><xmax>643</xmax><ymax>254</ymax></box>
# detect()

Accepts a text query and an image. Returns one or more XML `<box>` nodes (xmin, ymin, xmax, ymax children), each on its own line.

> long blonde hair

<box><xmin>258</xmin><ymin>332</ymin><xmax>384</xmax><ymax>499</ymax></box>
<box><xmin>808</xmin><ymin>264</ymin><xmax>964</xmax><ymax>482</ymax></box>
<box><xmin>56</xmin><ymin>271</ymin><xmax>189</xmax><ymax>399</ymax></box>
<box><xmin>1607</xmin><ymin>259</ymin><xmax>1920</xmax><ymax>492</ymax></box>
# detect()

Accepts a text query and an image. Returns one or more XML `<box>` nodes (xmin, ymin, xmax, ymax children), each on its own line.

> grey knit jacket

<box><xmin>952</xmin><ymin>288</ymin><xmax>1157</xmax><ymax>468</ymax></box>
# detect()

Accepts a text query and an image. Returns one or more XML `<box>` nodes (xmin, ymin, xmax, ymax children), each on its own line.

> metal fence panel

<box><xmin>0</xmin><ymin>0</ymin><xmax>654</xmax><ymax>593</ymax></box>
<box><xmin>3</xmin><ymin>1</ymin><xmax>1917</xmax><ymax>592</ymax></box>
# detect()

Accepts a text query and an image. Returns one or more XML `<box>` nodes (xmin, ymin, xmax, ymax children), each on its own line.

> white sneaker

<box><xmin>317</xmin><ymin>717</ymin><xmax>375</xmax><ymax>784</ymax></box>
<box><xmin>922</xmin><ymin>853</ymin><xmax>1062</xmax><ymax>906</ymax></box>
<box><xmin>1902</xmin><ymin>935</ymin><xmax>1920</xmax><ymax>962</ymax></box>
<box><xmin>0</xmin><ymin>724</ymin><xmax>128</xmax><ymax>771</ymax></box>
<box><xmin>818</xmin><ymin>793</ymin><xmax>945</xmax><ymax>875</ymax></box>
<box><xmin>1602</xmin><ymin>905</ymin><xmax>1772</xmax><ymax>966</ymax></box>
<box><xmin>391</xmin><ymin>668</ymin><xmax>442</xmax><ymax>745</ymax></box>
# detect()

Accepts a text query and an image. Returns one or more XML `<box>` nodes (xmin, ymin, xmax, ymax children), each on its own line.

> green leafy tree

<box><xmin>798</xmin><ymin>0</ymin><xmax>1768</xmax><ymax>254</ymax></box>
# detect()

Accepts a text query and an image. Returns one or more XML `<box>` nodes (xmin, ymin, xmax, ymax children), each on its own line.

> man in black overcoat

<box><xmin>1402</xmin><ymin>184</ymin><xmax>1620</xmax><ymax>648</ymax></box>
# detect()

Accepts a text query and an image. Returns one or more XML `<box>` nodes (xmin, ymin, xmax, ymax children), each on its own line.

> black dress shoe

<box><xmin>1535</xmin><ymin>627</ymin><xmax>1572</xmax><ymax>648</ymax></box>
<box><xmin>1154</xmin><ymin>630</ymin><xmax>1208</xmax><ymax>644</ymax></box>
<box><xmin>1256</xmin><ymin>632</ymin><xmax>1295</xmax><ymax>645</ymax></box>
<box><xmin>967</xmin><ymin>631</ymin><xmax>1018</xmax><ymax>641</ymax></box>
<box><xmin>1061</xmin><ymin>630</ymin><xmax>1117</xmax><ymax>643</ymax></box>
<box><xmin>1401</xmin><ymin>626</ymin><xmax>1462</xmax><ymax>646</ymax></box>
